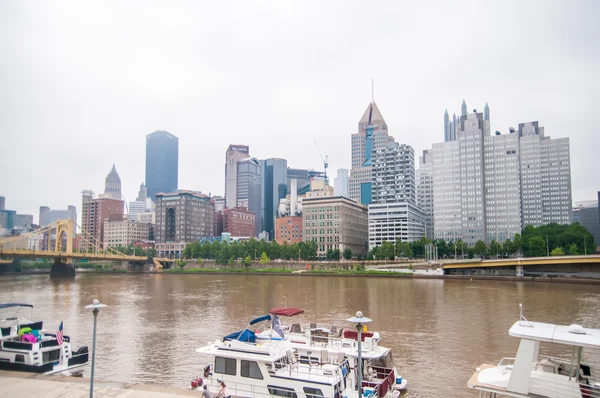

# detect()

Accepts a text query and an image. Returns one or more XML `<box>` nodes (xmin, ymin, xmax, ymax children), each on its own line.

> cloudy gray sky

<box><xmin>1</xmin><ymin>0</ymin><xmax>599</xmax><ymax>224</ymax></box>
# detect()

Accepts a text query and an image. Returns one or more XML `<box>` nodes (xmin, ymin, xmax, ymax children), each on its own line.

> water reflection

<box><xmin>0</xmin><ymin>274</ymin><xmax>599</xmax><ymax>397</ymax></box>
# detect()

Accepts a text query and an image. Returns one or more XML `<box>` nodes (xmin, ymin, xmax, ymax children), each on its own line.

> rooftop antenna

<box><xmin>371</xmin><ymin>78</ymin><xmax>374</xmax><ymax>103</ymax></box>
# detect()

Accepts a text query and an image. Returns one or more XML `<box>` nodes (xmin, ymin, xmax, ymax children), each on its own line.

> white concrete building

<box><xmin>334</xmin><ymin>169</ymin><xmax>349</xmax><ymax>198</ymax></box>
<box><xmin>137</xmin><ymin>211</ymin><xmax>155</xmax><ymax>225</ymax></box>
<box><xmin>104</xmin><ymin>219</ymin><xmax>151</xmax><ymax>247</ymax></box>
<box><xmin>368</xmin><ymin>142</ymin><xmax>425</xmax><ymax>247</ymax></box>
<box><xmin>416</xmin><ymin>150</ymin><xmax>434</xmax><ymax>239</ymax></box>
<box><xmin>422</xmin><ymin>108</ymin><xmax>572</xmax><ymax>245</ymax></box>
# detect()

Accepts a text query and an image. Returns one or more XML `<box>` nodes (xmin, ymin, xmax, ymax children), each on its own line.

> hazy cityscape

<box><xmin>1</xmin><ymin>2</ymin><xmax>600</xmax><ymax>398</ymax></box>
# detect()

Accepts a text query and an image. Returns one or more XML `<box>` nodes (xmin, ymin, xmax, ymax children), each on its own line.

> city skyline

<box><xmin>1</xmin><ymin>1</ymin><xmax>598</xmax><ymax>222</ymax></box>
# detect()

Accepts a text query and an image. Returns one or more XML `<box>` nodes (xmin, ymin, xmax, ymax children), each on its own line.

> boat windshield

<box><xmin>371</xmin><ymin>350</ymin><xmax>394</xmax><ymax>369</ymax></box>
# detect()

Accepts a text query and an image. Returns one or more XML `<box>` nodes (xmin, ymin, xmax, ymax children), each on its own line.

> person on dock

<box><xmin>201</xmin><ymin>384</ymin><xmax>213</xmax><ymax>398</ymax></box>
<box><xmin>216</xmin><ymin>381</ymin><xmax>230</xmax><ymax>398</ymax></box>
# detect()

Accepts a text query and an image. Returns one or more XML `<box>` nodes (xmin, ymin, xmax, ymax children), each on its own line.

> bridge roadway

<box><xmin>0</xmin><ymin>370</ymin><xmax>200</xmax><ymax>397</ymax></box>
<box><xmin>440</xmin><ymin>254</ymin><xmax>600</xmax><ymax>269</ymax></box>
<box><xmin>0</xmin><ymin>248</ymin><xmax>147</xmax><ymax>262</ymax></box>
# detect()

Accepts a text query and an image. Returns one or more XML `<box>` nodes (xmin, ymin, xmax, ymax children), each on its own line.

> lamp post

<box><xmin>85</xmin><ymin>299</ymin><xmax>107</xmax><ymax>398</ymax></box>
<box><xmin>347</xmin><ymin>311</ymin><xmax>372</xmax><ymax>397</ymax></box>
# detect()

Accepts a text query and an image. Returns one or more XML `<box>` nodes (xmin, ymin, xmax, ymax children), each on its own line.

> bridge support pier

<box><xmin>516</xmin><ymin>265</ymin><xmax>524</xmax><ymax>277</ymax></box>
<box><xmin>50</xmin><ymin>258</ymin><xmax>75</xmax><ymax>278</ymax></box>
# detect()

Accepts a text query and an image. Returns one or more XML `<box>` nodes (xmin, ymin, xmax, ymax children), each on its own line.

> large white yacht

<box><xmin>468</xmin><ymin>306</ymin><xmax>600</xmax><ymax>398</ymax></box>
<box><xmin>255</xmin><ymin>307</ymin><xmax>407</xmax><ymax>394</ymax></box>
<box><xmin>194</xmin><ymin>308</ymin><xmax>404</xmax><ymax>398</ymax></box>
<box><xmin>0</xmin><ymin>303</ymin><xmax>89</xmax><ymax>375</ymax></box>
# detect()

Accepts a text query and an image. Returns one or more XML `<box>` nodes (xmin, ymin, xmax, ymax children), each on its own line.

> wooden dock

<box><xmin>0</xmin><ymin>370</ymin><xmax>201</xmax><ymax>397</ymax></box>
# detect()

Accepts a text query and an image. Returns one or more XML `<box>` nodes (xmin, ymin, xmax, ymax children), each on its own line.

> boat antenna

<box><xmin>519</xmin><ymin>303</ymin><xmax>533</xmax><ymax>327</ymax></box>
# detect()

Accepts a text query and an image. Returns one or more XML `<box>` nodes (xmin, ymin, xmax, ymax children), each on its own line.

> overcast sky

<box><xmin>1</xmin><ymin>0</ymin><xmax>599</xmax><ymax>224</ymax></box>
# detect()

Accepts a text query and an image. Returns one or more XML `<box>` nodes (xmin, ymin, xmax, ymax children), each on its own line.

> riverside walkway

<box><xmin>0</xmin><ymin>371</ymin><xmax>200</xmax><ymax>397</ymax></box>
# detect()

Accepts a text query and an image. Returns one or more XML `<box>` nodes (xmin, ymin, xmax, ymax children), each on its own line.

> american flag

<box><xmin>56</xmin><ymin>321</ymin><xmax>64</xmax><ymax>345</ymax></box>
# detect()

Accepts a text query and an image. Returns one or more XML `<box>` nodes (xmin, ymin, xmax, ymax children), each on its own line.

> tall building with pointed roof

<box><xmin>349</xmin><ymin>102</ymin><xmax>394</xmax><ymax>204</ymax></box>
<box><xmin>484</xmin><ymin>102</ymin><xmax>490</xmax><ymax>121</ymax></box>
<box><xmin>461</xmin><ymin>99</ymin><xmax>468</xmax><ymax>117</ymax></box>
<box><xmin>104</xmin><ymin>164</ymin><xmax>122</xmax><ymax>200</ymax></box>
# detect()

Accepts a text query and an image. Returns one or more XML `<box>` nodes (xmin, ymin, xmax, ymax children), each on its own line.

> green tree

<box><xmin>567</xmin><ymin>243</ymin><xmax>580</xmax><ymax>256</ymax></box>
<box><xmin>473</xmin><ymin>240</ymin><xmax>488</xmax><ymax>258</ymax></box>
<box><xmin>395</xmin><ymin>241</ymin><xmax>413</xmax><ymax>259</ymax></box>
<box><xmin>227</xmin><ymin>257</ymin><xmax>236</xmax><ymax>268</ymax></box>
<box><xmin>259</xmin><ymin>251</ymin><xmax>270</xmax><ymax>265</ymax></box>
<box><xmin>342</xmin><ymin>248</ymin><xmax>352</xmax><ymax>260</ymax></box>
<box><xmin>380</xmin><ymin>241</ymin><xmax>395</xmax><ymax>260</ymax></box>
<box><xmin>550</xmin><ymin>247</ymin><xmax>565</xmax><ymax>256</ymax></box>
<box><xmin>489</xmin><ymin>240</ymin><xmax>502</xmax><ymax>258</ymax></box>
<box><xmin>513</xmin><ymin>233</ymin><xmax>524</xmax><ymax>256</ymax></box>
<box><xmin>177</xmin><ymin>260</ymin><xmax>186</xmax><ymax>270</ymax></box>
<box><xmin>527</xmin><ymin>236</ymin><xmax>547</xmax><ymax>257</ymax></box>
<box><xmin>243</xmin><ymin>255</ymin><xmax>252</xmax><ymax>270</ymax></box>
<box><xmin>502</xmin><ymin>239</ymin><xmax>514</xmax><ymax>257</ymax></box>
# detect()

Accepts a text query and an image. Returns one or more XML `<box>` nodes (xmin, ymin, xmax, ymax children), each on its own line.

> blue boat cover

<box><xmin>249</xmin><ymin>314</ymin><xmax>271</xmax><ymax>325</ymax></box>
<box><xmin>223</xmin><ymin>329</ymin><xmax>256</xmax><ymax>343</ymax></box>
<box><xmin>0</xmin><ymin>303</ymin><xmax>33</xmax><ymax>309</ymax></box>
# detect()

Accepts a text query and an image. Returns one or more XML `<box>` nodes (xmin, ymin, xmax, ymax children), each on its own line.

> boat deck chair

<box><xmin>333</xmin><ymin>351</ymin><xmax>345</xmax><ymax>365</ymax></box>
<box><xmin>310</xmin><ymin>322</ymin><xmax>317</xmax><ymax>329</ymax></box>
<box><xmin>290</xmin><ymin>323</ymin><xmax>302</xmax><ymax>333</ymax></box>
<box><xmin>320</xmin><ymin>349</ymin><xmax>329</xmax><ymax>365</ymax></box>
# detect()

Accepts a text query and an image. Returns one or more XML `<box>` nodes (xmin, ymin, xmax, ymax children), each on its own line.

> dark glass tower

<box><xmin>145</xmin><ymin>131</ymin><xmax>179</xmax><ymax>199</ymax></box>
<box><xmin>260</xmin><ymin>158</ymin><xmax>288</xmax><ymax>239</ymax></box>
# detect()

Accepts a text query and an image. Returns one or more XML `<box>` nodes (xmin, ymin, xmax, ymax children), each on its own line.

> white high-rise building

<box><xmin>421</xmin><ymin>105</ymin><xmax>572</xmax><ymax>245</ymax></box>
<box><xmin>416</xmin><ymin>150</ymin><xmax>434</xmax><ymax>239</ymax></box>
<box><xmin>334</xmin><ymin>169</ymin><xmax>349</xmax><ymax>197</ymax></box>
<box><xmin>224</xmin><ymin>145</ymin><xmax>250</xmax><ymax>209</ymax></box>
<box><xmin>349</xmin><ymin>102</ymin><xmax>394</xmax><ymax>204</ymax></box>
<box><xmin>368</xmin><ymin>142</ymin><xmax>425</xmax><ymax>249</ymax></box>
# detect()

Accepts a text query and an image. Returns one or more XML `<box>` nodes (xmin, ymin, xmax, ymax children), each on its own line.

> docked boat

<box><xmin>194</xmin><ymin>308</ymin><xmax>405</xmax><ymax>398</ymax></box>
<box><xmin>0</xmin><ymin>303</ymin><xmax>89</xmax><ymax>375</ymax></box>
<box><xmin>255</xmin><ymin>307</ymin><xmax>408</xmax><ymax>394</ymax></box>
<box><xmin>468</xmin><ymin>305</ymin><xmax>600</xmax><ymax>398</ymax></box>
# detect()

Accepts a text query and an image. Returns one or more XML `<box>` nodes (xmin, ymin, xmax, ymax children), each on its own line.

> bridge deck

<box><xmin>0</xmin><ymin>370</ymin><xmax>200</xmax><ymax>397</ymax></box>
<box><xmin>0</xmin><ymin>248</ymin><xmax>146</xmax><ymax>262</ymax></box>
<box><xmin>442</xmin><ymin>255</ymin><xmax>600</xmax><ymax>269</ymax></box>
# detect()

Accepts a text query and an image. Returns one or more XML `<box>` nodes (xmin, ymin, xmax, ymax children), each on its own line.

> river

<box><xmin>1</xmin><ymin>274</ymin><xmax>599</xmax><ymax>397</ymax></box>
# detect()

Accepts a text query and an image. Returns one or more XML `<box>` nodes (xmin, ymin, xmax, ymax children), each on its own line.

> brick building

<box><xmin>223</xmin><ymin>207</ymin><xmax>256</xmax><ymax>237</ymax></box>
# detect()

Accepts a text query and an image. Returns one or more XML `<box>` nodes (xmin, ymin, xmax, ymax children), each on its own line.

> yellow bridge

<box><xmin>441</xmin><ymin>255</ymin><xmax>600</xmax><ymax>269</ymax></box>
<box><xmin>0</xmin><ymin>219</ymin><xmax>147</xmax><ymax>277</ymax></box>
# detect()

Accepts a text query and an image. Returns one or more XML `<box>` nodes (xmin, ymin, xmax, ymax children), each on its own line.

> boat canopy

<box><xmin>0</xmin><ymin>303</ymin><xmax>33</xmax><ymax>310</ymax></box>
<box><xmin>509</xmin><ymin>320</ymin><xmax>600</xmax><ymax>349</ymax></box>
<box><xmin>223</xmin><ymin>329</ymin><xmax>257</xmax><ymax>343</ymax></box>
<box><xmin>269</xmin><ymin>307</ymin><xmax>304</xmax><ymax>317</ymax></box>
<box><xmin>249</xmin><ymin>314</ymin><xmax>271</xmax><ymax>325</ymax></box>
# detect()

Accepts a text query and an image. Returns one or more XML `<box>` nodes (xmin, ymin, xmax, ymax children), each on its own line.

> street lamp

<box><xmin>347</xmin><ymin>311</ymin><xmax>372</xmax><ymax>397</ymax></box>
<box><xmin>85</xmin><ymin>299</ymin><xmax>107</xmax><ymax>398</ymax></box>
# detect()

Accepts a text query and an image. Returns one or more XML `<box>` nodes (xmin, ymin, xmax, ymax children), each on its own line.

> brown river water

<box><xmin>0</xmin><ymin>274</ymin><xmax>599</xmax><ymax>397</ymax></box>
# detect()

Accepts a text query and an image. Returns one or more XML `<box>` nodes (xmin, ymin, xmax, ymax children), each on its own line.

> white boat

<box><xmin>0</xmin><ymin>303</ymin><xmax>89</xmax><ymax>375</ymax></box>
<box><xmin>468</xmin><ymin>305</ymin><xmax>600</xmax><ymax>398</ymax></box>
<box><xmin>255</xmin><ymin>307</ymin><xmax>408</xmax><ymax>394</ymax></box>
<box><xmin>193</xmin><ymin>308</ymin><xmax>405</xmax><ymax>398</ymax></box>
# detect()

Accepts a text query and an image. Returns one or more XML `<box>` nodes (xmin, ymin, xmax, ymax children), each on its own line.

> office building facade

<box><xmin>223</xmin><ymin>207</ymin><xmax>256</xmax><ymax>238</ymax></box>
<box><xmin>80</xmin><ymin>190</ymin><xmax>125</xmax><ymax>250</ymax></box>
<box><xmin>334</xmin><ymin>169</ymin><xmax>349</xmax><ymax>198</ymax></box>
<box><xmin>104</xmin><ymin>219</ymin><xmax>151</xmax><ymax>247</ymax></box>
<box><xmin>261</xmin><ymin>158</ymin><xmax>288</xmax><ymax>239</ymax></box>
<box><xmin>302</xmin><ymin>197</ymin><xmax>368</xmax><ymax>258</ymax></box>
<box><xmin>155</xmin><ymin>191</ymin><xmax>214</xmax><ymax>258</ymax></box>
<box><xmin>275</xmin><ymin>216</ymin><xmax>303</xmax><ymax>244</ymax></box>
<box><xmin>416</xmin><ymin>150</ymin><xmax>434</xmax><ymax>239</ymax></box>
<box><xmin>104</xmin><ymin>164</ymin><xmax>122</xmax><ymax>200</ymax></box>
<box><xmin>39</xmin><ymin>206</ymin><xmax>77</xmax><ymax>227</ymax></box>
<box><xmin>423</xmin><ymin>107</ymin><xmax>572</xmax><ymax>245</ymax></box>
<box><xmin>349</xmin><ymin>102</ymin><xmax>395</xmax><ymax>204</ymax></box>
<box><xmin>236</xmin><ymin>157</ymin><xmax>261</xmax><ymax>236</ymax></box>
<box><xmin>146</xmin><ymin>131</ymin><xmax>179</xmax><ymax>199</ymax></box>
<box><xmin>225</xmin><ymin>144</ymin><xmax>250</xmax><ymax>209</ymax></box>
<box><xmin>573</xmin><ymin>201</ymin><xmax>600</xmax><ymax>249</ymax></box>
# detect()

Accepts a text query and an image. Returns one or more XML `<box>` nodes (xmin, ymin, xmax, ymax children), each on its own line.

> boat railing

<box><xmin>362</xmin><ymin>366</ymin><xmax>395</xmax><ymax>398</ymax></box>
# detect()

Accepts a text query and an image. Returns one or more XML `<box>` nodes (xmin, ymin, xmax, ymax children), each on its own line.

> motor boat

<box><xmin>192</xmin><ymin>307</ymin><xmax>406</xmax><ymax>397</ymax></box>
<box><xmin>0</xmin><ymin>303</ymin><xmax>89</xmax><ymax>375</ymax></box>
<box><xmin>468</xmin><ymin>305</ymin><xmax>600</xmax><ymax>398</ymax></box>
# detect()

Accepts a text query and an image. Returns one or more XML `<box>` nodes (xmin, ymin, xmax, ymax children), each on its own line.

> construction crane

<box><xmin>313</xmin><ymin>139</ymin><xmax>329</xmax><ymax>185</ymax></box>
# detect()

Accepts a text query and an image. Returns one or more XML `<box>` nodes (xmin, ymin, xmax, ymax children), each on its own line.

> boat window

<box><xmin>43</xmin><ymin>349</ymin><xmax>60</xmax><ymax>364</ymax></box>
<box><xmin>215</xmin><ymin>356</ymin><xmax>236</xmax><ymax>375</ymax></box>
<box><xmin>241</xmin><ymin>360</ymin><xmax>263</xmax><ymax>380</ymax></box>
<box><xmin>15</xmin><ymin>354</ymin><xmax>24</xmax><ymax>363</ymax></box>
<box><xmin>303</xmin><ymin>387</ymin><xmax>324</xmax><ymax>398</ymax></box>
<box><xmin>267</xmin><ymin>385</ymin><xmax>298</xmax><ymax>398</ymax></box>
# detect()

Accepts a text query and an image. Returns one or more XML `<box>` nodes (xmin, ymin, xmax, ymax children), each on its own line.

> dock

<box><xmin>0</xmin><ymin>370</ymin><xmax>201</xmax><ymax>397</ymax></box>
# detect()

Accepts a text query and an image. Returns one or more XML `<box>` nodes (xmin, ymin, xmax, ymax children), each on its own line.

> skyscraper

<box><xmin>334</xmin><ymin>169</ymin><xmax>349</xmax><ymax>198</ymax></box>
<box><xmin>104</xmin><ymin>164</ymin><xmax>122</xmax><ymax>200</ymax></box>
<box><xmin>461</xmin><ymin>99</ymin><xmax>468</xmax><ymax>117</ymax></box>
<box><xmin>129</xmin><ymin>182</ymin><xmax>148</xmax><ymax>221</ymax></box>
<box><xmin>261</xmin><ymin>158</ymin><xmax>287</xmax><ymax>239</ymax></box>
<box><xmin>145</xmin><ymin>131</ymin><xmax>179</xmax><ymax>199</ymax></box>
<box><xmin>422</xmin><ymin>104</ymin><xmax>572</xmax><ymax>245</ymax></box>
<box><xmin>416</xmin><ymin>149</ymin><xmax>434</xmax><ymax>239</ymax></box>
<box><xmin>349</xmin><ymin>102</ymin><xmax>394</xmax><ymax>204</ymax></box>
<box><xmin>236</xmin><ymin>157</ymin><xmax>261</xmax><ymax>236</ymax></box>
<box><xmin>368</xmin><ymin>142</ymin><xmax>425</xmax><ymax>248</ymax></box>
<box><xmin>225</xmin><ymin>144</ymin><xmax>250</xmax><ymax>209</ymax></box>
